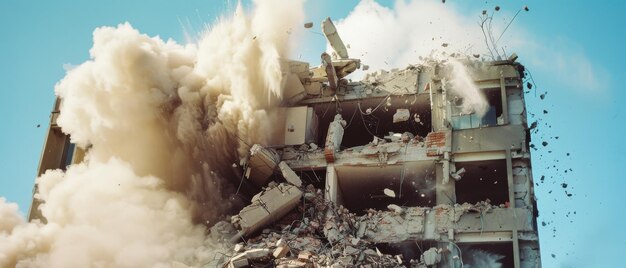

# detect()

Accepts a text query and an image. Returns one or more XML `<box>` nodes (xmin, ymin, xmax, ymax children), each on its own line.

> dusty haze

<box><xmin>0</xmin><ymin>0</ymin><xmax>304</xmax><ymax>267</ymax></box>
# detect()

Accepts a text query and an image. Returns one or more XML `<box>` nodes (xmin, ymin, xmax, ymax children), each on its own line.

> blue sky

<box><xmin>1</xmin><ymin>1</ymin><xmax>624</xmax><ymax>267</ymax></box>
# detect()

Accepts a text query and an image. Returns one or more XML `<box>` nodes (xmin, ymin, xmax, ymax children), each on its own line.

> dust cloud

<box><xmin>0</xmin><ymin>0</ymin><xmax>304</xmax><ymax>267</ymax></box>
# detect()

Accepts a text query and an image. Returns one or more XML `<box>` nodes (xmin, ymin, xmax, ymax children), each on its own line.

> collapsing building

<box><xmin>30</xmin><ymin>18</ymin><xmax>541</xmax><ymax>267</ymax></box>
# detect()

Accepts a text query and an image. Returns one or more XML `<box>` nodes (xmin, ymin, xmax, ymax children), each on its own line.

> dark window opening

<box><xmin>375</xmin><ymin>240</ymin><xmax>439</xmax><ymax>264</ymax></box>
<box><xmin>297</xmin><ymin>169</ymin><xmax>326</xmax><ymax>190</ymax></box>
<box><xmin>335</xmin><ymin>162</ymin><xmax>436</xmax><ymax>215</ymax></box>
<box><xmin>451</xmin><ymin>88</ymin><xmax>503</xmax><ymax>129</ymax></box>
<box><xmin>60</xmin><ymin>140</ymin><xmax>75</xmax><ymax>171</ymax></box>
<box><xmin>314</xmin><ymin>94</ymin><xmax>432</xmax><ymax>148</ymax></box>
<box><xmin>454</xmin><ymin>159</ymin><xmax>509</xmax><ymax>205</ymax></box>
<box><xmin>460</xmin><ymin>242</ymin><xmax>514</xmax><ymax>268</ymax></box>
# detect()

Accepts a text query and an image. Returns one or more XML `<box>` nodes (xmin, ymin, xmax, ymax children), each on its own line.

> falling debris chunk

<box><xmin>542</xmin><ymin>141</ymin><xmax>548</xmax><ymax>147</ymax></box>
<box><xmin>392</xmin><ymin>108</ymin><xmax>410</xmax><ymax>123</ymax></box>
<box><xmin>450</xmin><ymin>167</ymin><xmax>466</xmax><ymax>181</ymax></box>
<box><xmin>421</xmin><ymin>248</ymin><xmax>442</xmax><ymax>265</ymax></box>
<box><xmin>383</xmin><ymin>188</ymin><xmax>396</xmax><ymax>198</ymax></box>
<box><xmin>441</xmin><ymin>43</ymin><xmax>449</xmax><ymax>47</ymax></box>
<box><xmin>304</xmin><ymin>22</ymin><xmax>313</xmax><ymax>28</ymax></box>
<box><xmin>278</xmin><ymin>161</ymin><xmax>303</xmax><ymax>187</ymax></box>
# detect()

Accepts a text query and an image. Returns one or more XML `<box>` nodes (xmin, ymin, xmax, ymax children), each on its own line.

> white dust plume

<box><xmin>0</xmin><ymin>0</ymin><xmax>304</xmax><ymax>267</ymax></box>
<box><xmin>447</xmin><ymin>59</ymin><xmax>489</xmax><ymax>116</ymax></box>
<box><xmin>336</xmin><ymin>0</ymin><xmax>490</xmax><ymax>116</ymax></box>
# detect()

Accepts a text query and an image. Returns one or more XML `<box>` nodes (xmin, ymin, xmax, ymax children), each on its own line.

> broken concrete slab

<box><xmin>273</xmin><ymin>245</ymin><xmax>291</xmax><ymax>259</ymax></box>
<box><xmin>278</xmin><ymin>161</ymin><xmax>303</xmax><ymax>187</ymax></box>
<box><xmin>246</xmin><ymin>144</ymin><xmax>280</xmax><ymax>187</ymax></box>
<box><xmin>392</xmin><ymin>108</ymin><xmax>410</xmax><ymax>123</ymax></box>
<box><xmin>232</xmin><ymin>183</ymin><xmax>303</xmax><ymax>238</ymax></box>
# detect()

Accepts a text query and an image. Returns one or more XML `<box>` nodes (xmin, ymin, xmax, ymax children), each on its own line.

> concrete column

<box><xmin>506</xmin><ymin>149</ymin><xmax>521</xmax><ymax>268</ymax></box>
<box><xmin>500</xmin><ymin>76</ymin><xmax>509</xmax><ymax>125</ymax></box>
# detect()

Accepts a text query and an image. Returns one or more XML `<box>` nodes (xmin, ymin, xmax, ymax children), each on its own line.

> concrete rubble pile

<box><xmin>208</xmin><ymin>180</ymin><xmax>501</xmax><ymax>268</ymax></box>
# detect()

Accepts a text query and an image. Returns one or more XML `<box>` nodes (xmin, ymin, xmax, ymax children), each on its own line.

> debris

<box><xmin>495</xmin><ymin>6</ymin><xmax>500</xmax><ymax>11</ymax></box>
<box><xmin>246</xmin><ymin>144</ymin><xmax>280</xmax><ymax>186</ymax></box>
<box><xmin>392</xmin><ymin>108</ymin><xmax>410</xmax><ymax>123</ymax></box>
<box><xmin>421</xmin><ymin>247</ymin><xmax>441</xmax><ymax>265</ymax></box>
<box><xmin>442</xmin><ymin>43</ymin><xmax>449</xmax><ymax>47</ymax></box>
<box><xmin>383</xmin><ymin>188</ymin><xmax>396</xmax><ymax>198</ymax></box>
<box><xmin>304</xmin><ymin>22</ymin><xmax>313</xmax><ymax>28</ymax></box>
<box><xmin>450</xmin><ymin>167</ymin><xmax>466</xmax><ymax>181</ymax></box>
<box><xmin>387</xmin><ymin>204</ymin><xmax>404</xmax><ymax>214</ymax></box>
<box><xmin>273</xmin><ymin>246</ymin><xmax>291</xmax><ymax>259</ymax></box>
<box><xmin>278</xmin><ymin>161</ymin><xmax>303</xmax><ymax>187</ymax></box>
<box><xmin>231</xmin><ymin>183</ymin><xmax>303</xmax><ymax>238</ymax></box>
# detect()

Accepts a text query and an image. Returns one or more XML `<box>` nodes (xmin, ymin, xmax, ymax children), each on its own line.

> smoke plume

<box><xmin>335</xmin><ymin>0</ymin><xmax>490</xmax><ymax>117</ymax></box>
<box><xmin>0</xmin><ymin>0</ymin><xmax>304</xmax><ymax>267</ymax></box>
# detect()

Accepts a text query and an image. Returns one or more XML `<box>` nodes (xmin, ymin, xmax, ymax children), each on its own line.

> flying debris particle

<box><xmin>383</xmin><ymin>188</ymin><xmax>396</xmax><ymax>198</ymax></box>
<box><xmin>304</xmin><ymin>22</ymin><xmax>313</xmax><ymax>28</ymax></box>
<box><xmin>541</xmin><ymin>221</ymin><xmax>547</xmax><ymax>227</ymax></box>
<box><xmin>551</xmin><ymin>254</ymin><xmax>556</xmax><ymax>258</ymax></box>
<box><xmin>566</xmin><ymin>153</ymin><xmax>570</xmax><ymax>156</ymax></box>
<box><xmin>524</xmin><ymin>5</ymin><xmax>530</xmax><ymax>12</ymax></box>
<box><xmin>482</xmin><ymin>10</ymin><xmax>487</xmax><ymax>15</ymax></box>
<box><xmin>252</xmin><ymin>36</ymin><xmax>257</xmax><ymax>40</ymax></box>
<box><xmin>442</xmin><ymin>43</ymin><xmax>449</xmax><ymax>47</ymax></box>
<box><xmin>529</xmin><ymin>121</ymin><xmax>537</xmax><ymax>130</ymax></box>
<box><xmin>473</xmin><ymin>54</ymin><xmax>480</xmax><ymax>58</ymax></box>
<box><xmin>561</xmin><ymin>183</ymin><xmax>568</xmax><ymax>189</ymax></box>
<box><xmin>540</xmin><ymin>93</ymin><xmax>546</xmax><ymax>100</ymax></box>
<box><xmin>495</xmin><ymin>6</ymin><xmax>500</xmax><ymax>11</ymax></box>
<box><xmin>387</xmin><ymin>204</ymin><xmax>404</xmax><ymax>214</ymax></box>
<box><xmin>543</xmin><ymin>110</ymin><xmax>548</xmax><ymax>114</ymax></box>
<box><xmin>540</xmin><ymin>175</ymin><xmax>545</xmax><ymax>183</ymax></box>
<box><xmin>36</xmin><ymin>124</ymin><xmax>40</xmax><ymax>128</ymax></box>
<box><xmin>542</xmin><ymin>141</ymin><xmax>548</xmax><ymax>147</ymax></box>
<box><xmin>232</xmin><ymin>163</ymin><xmax>238</xmax><ymax>168</ymax></box>
<box><xmin>526</xmin><ymin>82</ymin><xmax>533</xmax><ymax>89</ymax></box>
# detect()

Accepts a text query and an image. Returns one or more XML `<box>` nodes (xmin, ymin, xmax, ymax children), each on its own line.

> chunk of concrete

<box><xmin>392</xmin><ymin>109</ymin><xmax>410</xmax><ymax>123</ymax></box>
<box><xmin>233</xmin><ymin>183</ymin><xmax>303</xmax><ymax>237</ymax></box>
<box><xmin>229</xmin><ymin>255</ymin><xmax>249</xmax><ymax>268</ymax></box>
<box><xmin>450</xmin><ymin>167</ymin><xmax>466</xmax><ymax>181</ymax></box>
<box><xmin>383</xmin><ymin>188</ymin><xmax>396</xmax><ymax>198</ymax></box>
<box><xmin>273</xmin><ymin>246</ymin><xmax>291</xmax><ymax>259</ymax></box>
<box><xmin>324</xmin><ymin>114</ymin><xmax>346</xmax><ymax>162</ymax></box>
<box><xmin>246</xmin><ymin>144</ymin><xmax>280</xmax><ymax>187</ymax></box>
<box><xmin>387</xmin><ymin>204</ymin><xmax>404</xmax><ymax>214</ymax></box>
<box><xmin>278</xmin><ymin>161</ymin><xmax>302</xmax><ymax>187</ymax></box>
<box><xmin>421</xmin><ymin>247</ymin><xmax>441</xmax><ymax>266</ymax></box>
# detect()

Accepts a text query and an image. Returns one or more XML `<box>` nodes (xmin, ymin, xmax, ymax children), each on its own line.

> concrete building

<box><xmin>228</xmin><ymin>18</ymin><xmax>541</xmax><ymax>267</ymax></box>
<box><xmin>30</xmin><ymin>18</ymin><xmax>541</xmax><ymax>267</ymax></box>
